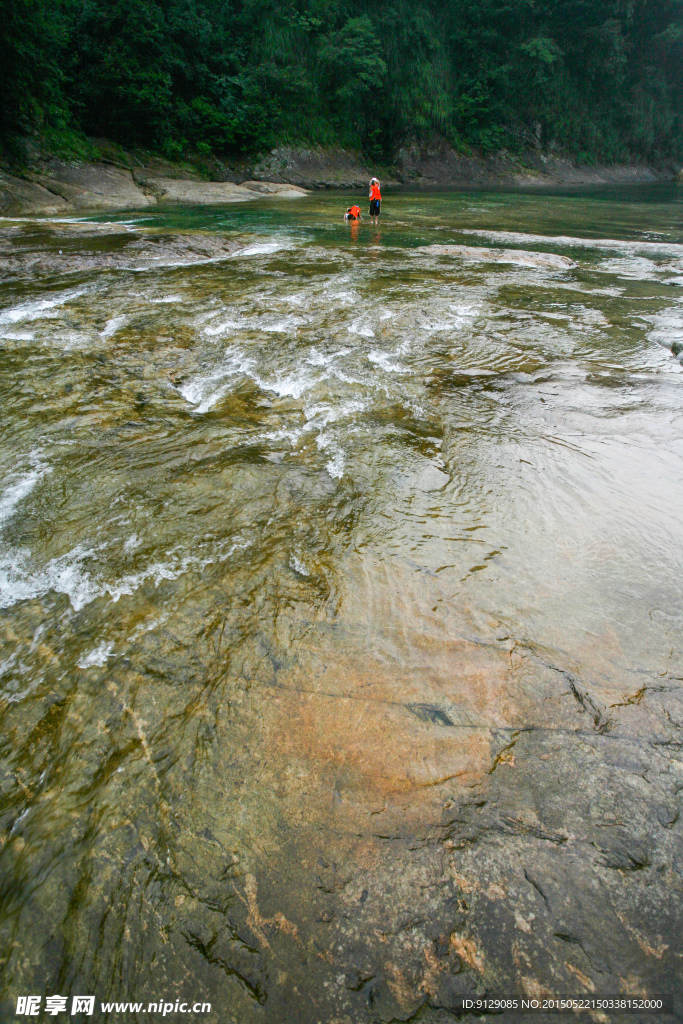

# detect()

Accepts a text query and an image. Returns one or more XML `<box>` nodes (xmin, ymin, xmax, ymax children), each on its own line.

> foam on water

<box><xmin>179</xmin><ymin>346</ymin><xmax>255</xmax><ymax>412</ymax></box>
<box><xmin>307</xmin><ymin>347</ymin><xmax>351</xmax><ymax>367</ymax></box>
<box><xmin>195</xmin><ymin>309</ymin><xmax>225</xmax><ymax>326</ymax></box>
<box><xmin>130</xmin><ymin>244</ymin><xmax>286</xmax><ymax>272</ymax></box>
<box><xmin>290</xmin><ymin>554</ymin><xmax>310</xmax><ymax>576</ymax></box>
<box><xmin>203</xmin><ymin>319</ymin><xmax>243</xmax><ymax>336</ymax></box>
<box><xmin>325</xmin><ymin>449</ymin><xmax>345</xmax><ymax>479</ymax></box>
<box><xmin>416</xmin><ymin>244</ymin><xmax>575</xmax><ymax>270</ymax></box>
<box><xmin>645</xmin><ymin>306</ymin><xmax>683</xmax><ymax>354</ymax></box>
<box><xmin>104</xmin><ymin>554</ymin><xmax>213</xmax><ymax>602</ymax></box>
<box><xmin>219</xmin><ymin>537</ymin><xmax>253</xmax><ymax>561</ymax></box>
<box><xmin>259</xmin><ymin>315</ymin><xmax>306</xmax><ymax>333</ymax></box>
<box><xmin>462</xmin><ymin>229</ymin><xmax>683</xmax><ymax>257</ymax></box>
<box><xmin>0</xmin><ymin>454</ymin><xmax>52</xmax><ymax>531</ymax></box>
<box><xmin>100</xmin><ymin>315</ymin><xmax>128</xmax><ymax>340</ymax></box>
<box><xmin>259</xmin><ymin>426</ymin><xmax>306</xmax><ymax>447</ymax></box>
<box><xmin>57</xmin><ymin>332</ymin><xmax>93</xmax><ymax>351</ymax></box>
<box><xmin>420</xmin><ymin>317</ymin><xmax>463</xmax><ymax>334</ymax></box>
<box><xmin>348</xmin><ymin>318</ymin><xmax>375</xmax><ymax>338</ymax></box>
<box><xmin>230</xmin><ymin>242</ymin><xmax>288</xmax><ymax>258</ymax></box>
<box><xmin>599</xmin><ymin>257</ymin><xmax>665</xmax><ymax>281</ymax></box>
<box><xmin>78</xmin><ymin>643</ymin><xmax>114</xmax><ymax>668</ymax></box>
<box><xmin>0</xmin><ymin>538</ymin><xmax>244</xmax><ymax>612</ymax></box>
<box><xmin>368</xmin><ymin>350</ymin><xmax>406</xmax><ymax>373</ymax></box>
<box><xmin>0</xmin><ymin>216</ymin><xmax>88</xmax><ymax>225</ymax></box>
<box><xmin>449</xmin><ymin>303</ymin><xmax>481</xmax><ymax>319</ymax></box>
<box><xmin>304</xmin><ymin>399</ymin><xmax>366</xmax><ymax>431</ymax></box>
<box><xmin>0</xmin><ymin>287</ymin><xmax>88</xmax><ymax>326</ymax></box>
<box><xmin>257</xmin><ymin>368</ymin><xmax>318</xmax><ymax>400</ymax></box>
<box><xmin>0</xmin><ymin>545</ymin><xmax>101</xmax><ymax>611</ymax></box>
<box><xmin>573</xmin><ymin>306</ymin><xmax>610</xmax><ymax>327</ymax></box>
<box><xmin>0</xmin><ymin>331</ymin><xmax>35</xmax><ymax>342</ymax></box>
<box><xmin>0</xmin><ymin>651</ymin><xmax>22</xmax><ymax>684</ymax></box>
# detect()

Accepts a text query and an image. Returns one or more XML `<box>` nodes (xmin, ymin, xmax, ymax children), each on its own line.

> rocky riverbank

<box><xmin>0</xmin><ymin>159</ymin><xmax>308</xmax><ymax>217</ymax></box>
<box><xmin>252</xmin><ymin>141</ymin><xmax>681</xmax><ymax>190</ymax></box>
<box><xmin>1</xmin><ymin>138</ymin><xmax>681</xmax><ymax>217</ymax></box>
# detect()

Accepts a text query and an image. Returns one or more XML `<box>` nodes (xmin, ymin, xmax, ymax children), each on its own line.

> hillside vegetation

<box><xmin>2</xmin><ymin>0</ymin><xmax>682</xmax><ymax>166</ymax></box>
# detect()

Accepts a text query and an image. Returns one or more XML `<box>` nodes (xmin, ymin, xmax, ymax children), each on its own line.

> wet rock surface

<box><xmin>249</xmin><ymin>141</ymin><xmax>677</xmax><ymax>191</ymax></box>
<box><xmin>0</xmin><ymin>222</ymin><xmax>247</xmax><ymax>280</ymax></box>
<box><xmin>134</xmin><ymin>176</ymin><xmax>307</xmax><ymax>204</ymax></box>
<box><xmin>250</xmin><ymin>146</ymin><xmax>393</xmax><ymax>189</ymax></box>
<box><xmin>396</xmin><ymin>139</ymin><xmax>677</xmax><ymax>188</ymax></box>
<box><xmin>0</xmin><ymin>170</ymin><xmax>70</xmax><ymax>216</ymax></box>
<box><xmin>416</xmin><ymin>245</ymin><xmax>576</xmax><ymax>271</ymax></box>
<box><xmin>0</xmin><ymin>161</ymin><xmax>308</xmax><ymax>216</ymax></box>
<box><xmin>2</xmin><ymin>583</ymin><xmax>680</xmax><ymax>1023</ymax></box>
<box><xmin>0</xmin><ymin>192</ymin><xmax>681</xmax><ymax>1023</ymax></box>
<box><xmin>26</xmin><ymin>160</ymin><xmax>157</xmax><ymax>211</ymax></box>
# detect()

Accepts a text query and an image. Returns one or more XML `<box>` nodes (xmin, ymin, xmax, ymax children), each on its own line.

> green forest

<box><xmin>2</xmin><ymin>0</ymin><xmax>683</xmax><ymax>165</ymax></box>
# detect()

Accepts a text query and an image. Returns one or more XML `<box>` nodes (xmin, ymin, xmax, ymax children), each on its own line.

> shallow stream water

<box><xmin>0</xmin><ymin>187</ymin><xmax>682</xmax><ymax>1021</ymax></box>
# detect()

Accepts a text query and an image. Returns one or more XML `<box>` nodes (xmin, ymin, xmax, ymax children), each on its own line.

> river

<box><xmin>0</xmin><ymin>186</ymin><xmax>682</xmax><ymax>1021</ymax></box>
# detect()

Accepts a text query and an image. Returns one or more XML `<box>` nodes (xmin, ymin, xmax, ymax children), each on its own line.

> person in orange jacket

<box><xmin>368</xmin><ymin>177</ymin><xmax>381</xmax><ymax>221</ymax></box>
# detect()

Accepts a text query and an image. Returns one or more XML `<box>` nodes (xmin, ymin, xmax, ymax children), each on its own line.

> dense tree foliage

<box><xmin>3</xmin><ymin>0</ymin><xmax>683</xmax><ymax>163</ymax></box>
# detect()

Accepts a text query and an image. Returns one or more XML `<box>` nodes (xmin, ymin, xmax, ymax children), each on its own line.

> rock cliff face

<box><xmin>396</xmin><ymin>138</ymin><xmax>676</xmax><ymax>187</ymax></box>
<box><xmin>251</xmin><ymin>140</ymin><xmax>677</xmax><ymax>190</ymax></box>
<box><xmin>250</xmin><ymin>146</ymin><xmax>379</xmax><ymax>189</ymax></box>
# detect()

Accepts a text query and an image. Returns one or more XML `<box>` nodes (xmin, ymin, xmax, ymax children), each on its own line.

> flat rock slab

<box><xmin>1</xmin><ymin>163</ymin><xmax>309</xmax><ymax>215</ymax></box>
<box><xmin>27</xmin><ymin>160</ymin><xmax>155</xmax><ymax>210</ymax></box>
<box><xmin>0</xmin><ymin>223</ymin><xmax>248</xmax><ymax>281</ymax></box>
<box><xmin>416</xmin><ymin>244</ymin><xmax>575</xmax><ymax>270</ymax></box>
<box><xmin>0</xmin><ymin>171</ymin><xmax>70</xmax><ymax>216</ymax></box>
<box><xmin>241</xmin><ymin>181</ymin><xmax>308</xmax><ymax>197</ymax></box>
<box><xmin>146</xmin><ymin>178</ymin><xmax>308</xmax><ymax>204</ymax></box>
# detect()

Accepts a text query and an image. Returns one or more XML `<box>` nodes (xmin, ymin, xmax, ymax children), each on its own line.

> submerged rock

<box><xmin>0</xmin><ymin>194</ymin><xmax>681</xmax><ymax>1023</ymax></box>
<box><xmin>416</xmin><ymin>243</ymin><xmax>575</xmax><ymax>270</ymax></box>
<box><xmin>0</xmin><ymin>222</ymin><xmax>249</xmax><ymax>281</ymax></box>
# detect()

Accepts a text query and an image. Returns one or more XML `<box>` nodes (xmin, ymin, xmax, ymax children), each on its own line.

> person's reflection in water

<box><xmin>369</xmin><ymin>223</ymin><xmax>381</xmax><ymax>253</ymax></box>
<box><xmin>344</xmin><ymin>204</ymin><xmax>361</xmax><ymax>242</ymax></box>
